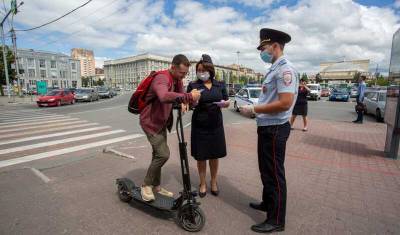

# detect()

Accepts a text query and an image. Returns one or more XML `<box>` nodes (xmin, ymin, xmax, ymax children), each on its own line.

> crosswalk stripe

<box><xmin>0</xmin><ymin>134</ymin><xmax>144</xmax><ymax>168</ymax></box>
<box><xmin>0</xmin><ymin>123</ymin><xmax>99</xmax><ymax>139</ymax></box>
<box><xmin>0</xmin><ymin>113</ymin><xmax>63</xmax><ymax>121</ymax></box>
<box><xmin>0</xmin><ymin>126</ymin><xmax>111</xmax><ymax>146</ymax></box>
<box><xmin>0</xmin><ymin>114</ymin><xmax>65</xmax><ymax>122</ymax></box>
<box><xmin>0</xmin><ymin>116</ymin><xmax>70</xmax><ymax>126</ymax></box>
<box><xmin>0</xmin><ymin>118</ymin><xmax>80</xmax><ymax>129</ymax></box>
<box><xmin>0</xmin><ymin>120</ymin><xmax>88</xmax><ymax>134</ymax></box>
<box><xmin>0</xmin><ymin>129</ymin><xmax>126</xmax><ymax>155</ymax></box>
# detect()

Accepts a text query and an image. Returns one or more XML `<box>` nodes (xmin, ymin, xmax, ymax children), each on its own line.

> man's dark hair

<box><xmin>172</xmin><ymin>54</ymin><xmax>190</xmax><ymax>67</ymax></box>
<box><xmin>360</xmin><ymin>75</ymin><xmax>367</xmax><ymax>80</ymax></box>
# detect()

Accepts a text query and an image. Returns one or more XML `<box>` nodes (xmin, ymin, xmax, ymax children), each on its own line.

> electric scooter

<box><xmin>116</xmin><ymin>103</ymin><xmax>205</xmax><ymax>232</ymax></box>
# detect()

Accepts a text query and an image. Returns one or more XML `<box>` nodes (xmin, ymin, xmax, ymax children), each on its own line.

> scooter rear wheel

<box><xmin>177</xmin><ymin>204</ymin><xmax>205</xmax><ymax>232</ymax></box>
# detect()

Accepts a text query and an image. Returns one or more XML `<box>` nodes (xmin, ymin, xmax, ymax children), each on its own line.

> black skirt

<box><xmin>292</xmin><ymin>103</ymin><xmax>308</xmax><ymax>116</ymax></box>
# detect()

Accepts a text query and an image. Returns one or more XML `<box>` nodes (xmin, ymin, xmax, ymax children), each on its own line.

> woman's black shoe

<box><xmin>198</xmin><ymin>184</ymin><xmax>207</xmax><ymax>198</ymax></box>
<box><xmin>210</xmin><ymin>182</ymin><xmax>219</xmax><ymax>196</ymax></box>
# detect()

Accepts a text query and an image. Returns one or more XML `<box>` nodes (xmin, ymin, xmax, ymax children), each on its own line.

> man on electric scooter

<box><xmin>140</xmin><ymin>54</ymin><xmax>201</xmax><ymax>201</ymax></box>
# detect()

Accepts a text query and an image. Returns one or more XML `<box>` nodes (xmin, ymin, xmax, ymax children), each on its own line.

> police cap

<box><xmin>257</xmin><ymin>28</ymin><xmax>291</xmax><ymax>50</ymax></box>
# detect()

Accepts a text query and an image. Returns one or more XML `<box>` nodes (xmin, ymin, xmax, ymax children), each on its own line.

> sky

<box><xmin>3</xmin><ymin>0</ymin><xmax>400</xmax><ymax>74</ymax></box>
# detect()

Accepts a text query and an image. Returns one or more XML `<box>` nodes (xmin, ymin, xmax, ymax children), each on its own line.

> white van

<box><xmin>306</xmin><ymin>84</ymin><xmax>321</xmax><ymax>100</ymax></box>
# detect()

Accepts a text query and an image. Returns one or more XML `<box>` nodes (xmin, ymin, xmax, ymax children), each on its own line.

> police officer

<box><xmin>240</xmin><ymin>28</ymin><xmax>298</xmax><ymax>233</ymax></box>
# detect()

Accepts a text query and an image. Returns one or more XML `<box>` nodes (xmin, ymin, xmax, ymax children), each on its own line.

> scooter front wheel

<box><xmin>117</xmin><ymin>180</ymin><xmax>133</xmax><ymax>203</ymax></box>
<box><xmin>177</xmin><ymin>204</ymin><xmax>205</xmax><ymax>232</ymax></box>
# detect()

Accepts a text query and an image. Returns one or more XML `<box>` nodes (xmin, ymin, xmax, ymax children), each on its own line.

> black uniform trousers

<box><xmin>257</xmin><ymin>122</ymin><xmax>291</xmax><ymax>226</ymax></box>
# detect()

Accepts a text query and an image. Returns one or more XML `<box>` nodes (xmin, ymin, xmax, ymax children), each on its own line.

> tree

<box><xmin>315</xmin><ymin>73</ymin><xmax>323</xmax><ymax>83</ymax></box>
<box><xmin>0</xmin><ymin>46</ymin><xmax>16</xmax><ymax>96</ymax></box>
<box><xmin>81</xmin><ymin>76</ymin><xmax>90</xmax><ymax>87</ymax></box>
<box><xmin>352</xmin><ymin>72</ymin><xmax>361</xmax><ymax>83</ymax></box>
<box><xmin>301</xmin><ymin>73</ymin><xmax>308</xmax><ymax>82</ymax></box>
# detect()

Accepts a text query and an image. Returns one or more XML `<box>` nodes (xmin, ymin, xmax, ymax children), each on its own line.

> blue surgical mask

<box><xmin>260</xmin><ymin>50</ymin><xmax>273</xmax><ymax>63</ymax></box>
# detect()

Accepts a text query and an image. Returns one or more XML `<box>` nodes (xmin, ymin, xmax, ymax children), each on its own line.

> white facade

<box><xmin>104</xmin><ymin>53</ymin><xmax>172</xmax><ymax>89</ymax></box>
<box><xmin>17</xmin><ymin>49</ymin><xmax>81</xmax><ymax>89</ymax></box>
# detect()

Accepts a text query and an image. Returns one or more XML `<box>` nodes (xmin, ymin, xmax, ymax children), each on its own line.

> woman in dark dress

<box><xmin>290</xmin><ymin>78</ymin><xmax>310</xmax><ymax>131</ymax></box>
<box><xmin>187</xmin><ymin>54</ymin><xmax>230</xmax><ymax>198</ymax></box>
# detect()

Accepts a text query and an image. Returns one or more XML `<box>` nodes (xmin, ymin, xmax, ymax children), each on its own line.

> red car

<box><xmin>37</xmin><ymin>89</ymin><xmax>75</xmax><ymax>107</ymax></box>
<box><xmin>321</xmin><ymin>88</ymin><xmax>331</xmax><ymax>97</ymax></box>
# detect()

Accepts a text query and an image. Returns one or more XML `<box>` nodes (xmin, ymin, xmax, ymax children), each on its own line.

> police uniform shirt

<box><xmin>256</xmin><ymin>56</ymin><xmax>299</xmax><ymax>126</ymax></box>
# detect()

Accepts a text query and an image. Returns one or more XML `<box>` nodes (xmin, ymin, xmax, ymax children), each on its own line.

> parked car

<box><xmin>321</xmin><ymin>88</ymin><xmax>330</xmax><ymax>97</ymax></box>
<box><xmin>234</xmin><ymin>87</ymin><xmax>262</xmax><ymax>117</ymax></box>
<box><xmin>98</xmin><ymin>87</ymin><xmax>114</xmax><ymax>98</ymax></box>
<box><xmin>329</xmin><ymin>88</ymin><xmax>349</xmax><ymax>102</ymax></box>
<box><xmin>64</xmin><ymin>87</ymin><xmax>77</xmax><ymax>95</ymax></box>
<box><xmin>306</xmin><ymin>84</ymin><xmax>321</xmax><ymax>100</ymax></box>
<box><xmin>350</xmin><ymin>87</ymin><xmax>358</xmax><ymax>98</ymax></box>
<box><xmin>37</xmin><ymin>89</ymin><xmax>75</xmax><ymax>107</ymax></box>
<box><xmin>110</xmin><ymin>88</ymin><xmax>118</xmax><ymax>96</ymax></box>
<box><xmin>74</xmin><ymin>88</ymin><xmax>99</xmax><ymax>102</ymax></box>
<box><xmin>363</xmin><ymin>90</ymin><xmax>386</xmax><ymax>122</ymax></box>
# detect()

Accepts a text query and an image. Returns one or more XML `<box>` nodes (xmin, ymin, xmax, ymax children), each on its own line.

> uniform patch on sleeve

<box><xmin>282</xmin><ymin>71</ymin><xmax>293</xmax><ymax>86</ymax></box>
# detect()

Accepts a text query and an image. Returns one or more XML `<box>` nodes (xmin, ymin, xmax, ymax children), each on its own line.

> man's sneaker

<box><xmin>141</xmin><ymin>185</ymin><xmax>155</xmax><ymax>202</ymax></box>
<box><xmin>155</xmin><ymin>187</ymin><xmax>174</xmax><ymax>197</ymax></box>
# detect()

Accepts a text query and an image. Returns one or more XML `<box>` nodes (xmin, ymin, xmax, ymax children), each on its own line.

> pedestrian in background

<box><xmin>187</xmin><ymin>54</ymin><xmax>230</xmax><ymax>198</ymax></box>
<box><xmin>353</xmin><ymin>75</ymin><xmax>367</xmax><ymax>124</ymax></box>
<box><xmin>290</xmin><ymin>78</ymin><xmax>310</xmax><ymax>131</ymax></box>
<box><xmin>240</xmin><ymin>28</ymin><xmax>298</xmax><ymax>233</ymax></box>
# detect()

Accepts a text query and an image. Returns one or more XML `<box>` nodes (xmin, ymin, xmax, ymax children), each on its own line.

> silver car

<box><xmin>234</xmin><ymin>87</ymin><xmax>262</xmax><ymax>118</ymax></box>
<box><xmin>363</xmin><ymin>90</ymin><xmax>386</xmax><ymax>122</ymax></box>
<box><xmin>74</xmin><ymin>88</ymin><xmax>99</xmax><ymax>102</ymax></box>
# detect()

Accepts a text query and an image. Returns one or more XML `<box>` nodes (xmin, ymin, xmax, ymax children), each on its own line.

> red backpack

<box><xmin>128</xmin><ymin>70</ymin><xmax>173</xmax><ymax>114</ymax></box>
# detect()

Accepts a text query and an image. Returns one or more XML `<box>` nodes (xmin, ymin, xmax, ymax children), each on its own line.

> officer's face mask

<box><xmin>197</xmin><ymin>72</ymin><xmax>210</xmax><ymax>81</ymax></box>
<box><xmin>260</xmin><ymin>48</ymin><xmax>273</xmax><ymax>64</ymax></box>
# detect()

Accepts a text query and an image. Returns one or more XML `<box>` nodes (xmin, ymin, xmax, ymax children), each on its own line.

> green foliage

<box><xmin>0</xmin><ymin>46</ymin><xmax>16</xmax><ymax>96</ymax></box>
<box><xmin>301</xmin><ymin>73</ymin><xmax>308</xmax><ymax>81</ymax></box>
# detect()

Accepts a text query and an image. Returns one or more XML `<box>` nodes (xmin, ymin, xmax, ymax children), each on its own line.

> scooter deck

<box><xmin>131</xmin><ymin>186</ymin><xmax>175</xmax><ymax>211</ymax></box>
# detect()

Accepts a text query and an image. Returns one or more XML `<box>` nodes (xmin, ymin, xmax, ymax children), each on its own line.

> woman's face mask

<box><xmin>197</xmin><ymin>71</ymin><xmax>210</xmax><ymax>81</ymax></box>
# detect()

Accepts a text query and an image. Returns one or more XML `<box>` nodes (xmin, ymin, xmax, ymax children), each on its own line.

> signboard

<box><xmin>36</xmin><ymin>81</ymin><xmax>47</xmax><ymax>95</ymax></box>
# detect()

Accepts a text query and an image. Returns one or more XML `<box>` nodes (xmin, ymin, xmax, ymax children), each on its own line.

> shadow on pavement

<box><xmin>303</xmin><ymin>134</ymin><xmax>384</xmax><ymax>157</ymax></box>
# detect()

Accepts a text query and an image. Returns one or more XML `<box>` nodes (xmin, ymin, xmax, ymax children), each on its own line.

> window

<box><xmin>71</xmin><ymin>62</ymin><xmax>76</xmax><ymax>70</ymax></box>
<box><xmin>40</xmin><ymin>70</ymin><xmax>46</xmax><ymax>78</ymax></box>
<box><xmin>51</xmin><ymin>71</ymin><xmax>57</xmax><ymax>78</ymax></box>
<box><xmin>28</xmin><ymin>69</ymin><xmax>35</xmax><ymax>78</ymax></box>
<box><xmin>50</xmin><ymin>60</ymin><xmax>56</xmax><ymax>69</ymax></box>
<box><xmin>27</xmin><ymin>58</ymin><xmax>35</xmax><ymax>67</ymax></box>
<box><xmin>72</xmin><ymin>72</ymin><xmax>77</xmax><ymax>79</ymax></box>
<box><xmin>39</xmin><ymin>59</ymin><xmax>46</xmax><ymax>68</ymax></box>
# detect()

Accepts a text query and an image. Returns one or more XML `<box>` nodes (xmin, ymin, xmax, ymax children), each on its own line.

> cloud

<box><xmin>211</xmin><ymin>0</ymin><xmax>277</xmax><ymax>8</ymax></box>
<box><xmin>95</xmin><ymin>56</ymin><xmax>111</xmax><ymax>68</ymax></box>
<box><xmin>395</xmin><ymin>0</ymin><xmax>400</xmax><ymax>8</ymax></box>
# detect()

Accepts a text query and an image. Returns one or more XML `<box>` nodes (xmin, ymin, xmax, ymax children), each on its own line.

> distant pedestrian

<box><xmin>290</xmin><ymin>78</ymin><xmax>310</xmax><ymax>131</ymax></box>
<box><xmin>187</xmin><ymin>54</ymin><xmax>230</xmax><ymax>198</ymax></box>
<box><xmin>353</xmin><ymin>75</ymin><xmax>367</xmax><ymax>124</ymax></box>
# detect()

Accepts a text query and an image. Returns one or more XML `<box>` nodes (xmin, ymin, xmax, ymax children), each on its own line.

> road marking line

<box><xmin>29</xmin><ymin>167</ymin><xmax>50</xmax><ymax>183</ymax></box>
<box><xmin>103</xmin><ymin>147</ymin><xmax>136</xmax><ymax>160</ymax></box>
<box><xmin>0</xmin><ymin>114</ymin><xmax>65</xmax><ymax>122</ymax></box>
<box><xmin>0</xmin><ymin>126</ymin><xmax>111</xmax><ymax>146</ymax></box>
<box><xmin>68</xmin><ymin>105</ymin><xmax>126</xmax><ymax>114</ymax></box>
<box><xmin>0</xmin><ymin>118</ymin><xmax>80</xmax><ymax>129</ymax></box>
<box><xmin>0</xmin><ymin>129</ymin><xmax>126</xmax><ymax>155</ymax></box>
<box><xmin>0</xmin><ymin>120</ymin><xmax>88</xmax><ymax>134</ymax></box>
<box><xmin>0</xmin><ymin>123</ymin><xmax>99</xmax><ymax>139</ymax></box>
<box><xmin>0</xmin><ymin>134</ymin><xmax>144</xmax><ymax>168</ymax></box>
<box><xmin>0</xmin><ymin>116</ymin><xmax>70</xmax><ymax>126</ymax></box>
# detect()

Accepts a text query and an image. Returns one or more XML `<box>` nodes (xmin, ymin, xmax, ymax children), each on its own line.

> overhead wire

<box><xmin>15</xmin><ymin>0</ymin><xmax>93</xmax><ymax>32</ymax></box>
